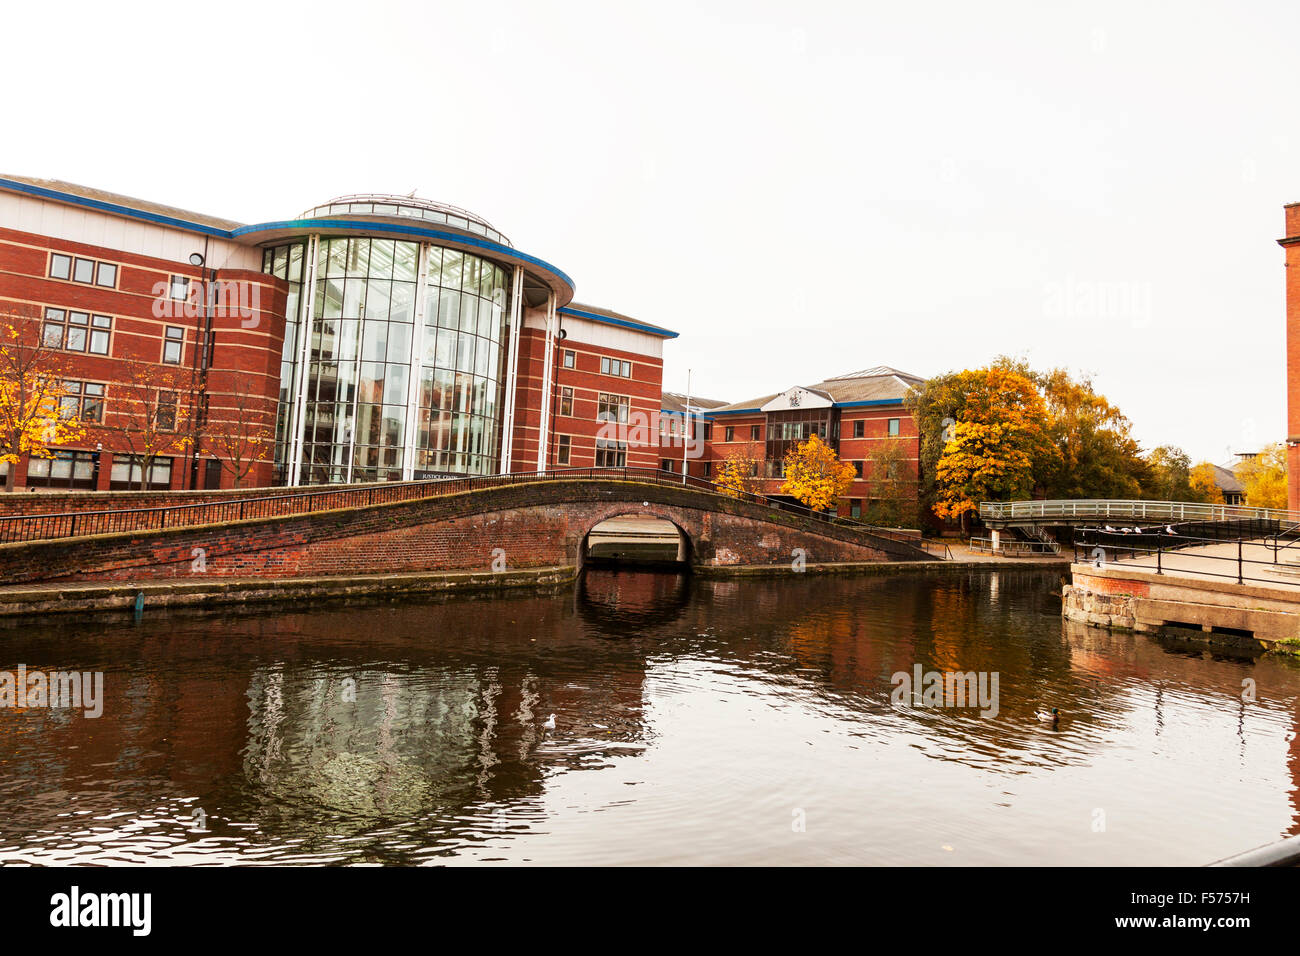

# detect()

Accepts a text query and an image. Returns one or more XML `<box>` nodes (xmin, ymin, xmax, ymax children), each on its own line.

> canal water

<box><xmin>1</xmin><ymin>568</ymin><xmax>1297</xmax><ymax>865</ymax></box>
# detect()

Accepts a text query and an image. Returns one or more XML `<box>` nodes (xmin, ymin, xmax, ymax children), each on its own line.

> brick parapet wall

<box><xmin>0</xmin><ymin>479</ymin><xmax>906</xmax><ymax>583</ymax></box>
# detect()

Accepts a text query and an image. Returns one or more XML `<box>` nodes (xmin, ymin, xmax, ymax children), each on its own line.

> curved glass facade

<box><xmin>264</xmin><ymin>236</ymin><xmax>512</xmax><ymax>484</ymax></box>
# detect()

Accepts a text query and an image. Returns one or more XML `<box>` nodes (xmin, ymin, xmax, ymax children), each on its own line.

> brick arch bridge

<box><xmin>0</xmin><ymin>478</ymin><xmax>936</xmax><ymax>585</ymax></box>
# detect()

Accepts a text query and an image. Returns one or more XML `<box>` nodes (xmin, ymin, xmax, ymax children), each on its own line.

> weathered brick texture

<box><xmin>0</xmin><ymin>480</ymin><xmax>908</xmax><ymax>583</ymax></box>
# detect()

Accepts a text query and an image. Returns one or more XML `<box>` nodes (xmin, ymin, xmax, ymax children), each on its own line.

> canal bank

<box><xmin>0</xmin><ymin>554</ymin><xmax>1069</xmax><ymax>618</ymax></box>
<box><xmin>1063</xmin><ymin>562</ymin><xmax>1300</xmax><ymax>657</ymax></box>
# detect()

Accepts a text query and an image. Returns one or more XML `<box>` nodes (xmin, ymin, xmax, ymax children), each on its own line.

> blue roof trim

<box><xmin>0</xmin><ymin>177</ymin><xmax>234</xmax><ymax>239</ymax></box>
<box><xmin>708</xmin><ymin>397</ymin><xmax>903</xmax><ymax>416</ymax></box>
<box><xmin>236</xmin><ymin>218</ymin><xmax>575</xmax><ymax>291</ymax></box>
<box><xmin>558</xmin><ymin>305</ymin><xmax>678</xmax><ymax>339</ymax></box>
<box><xmin>835</xmin><ymin>398</ymin><xmax>905</xmax><ymax>408</ymax></box>
<box><xmin>0</xmin><ymin>179</ymin><xmax>578</xmax><ymax>292</ymax></box>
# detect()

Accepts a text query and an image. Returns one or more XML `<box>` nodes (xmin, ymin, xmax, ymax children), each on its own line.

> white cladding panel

<box><xmin>523</xmin><ymin>311</ymin><xmax>664</xmax><ymax>359</ymax></box>
<box><xmin>0</xmin><ymin>191</ymin><xmax>260</xmax><ymax>271</ymax></box>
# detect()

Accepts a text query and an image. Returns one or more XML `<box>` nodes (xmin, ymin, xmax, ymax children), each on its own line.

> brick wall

<box><xmin>0</xmin><ymin>479</ymin><xmax>899</xmax><ymax>584</ymax></box>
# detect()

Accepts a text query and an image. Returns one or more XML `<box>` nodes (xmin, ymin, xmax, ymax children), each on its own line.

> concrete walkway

<box><xmin>1105</xmin><ymin>539</ymin><xmax>1300</xmax><ymax>592</ymax></box>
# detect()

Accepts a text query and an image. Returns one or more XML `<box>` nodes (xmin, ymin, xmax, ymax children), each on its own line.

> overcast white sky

<box><xmin>2</xmin><ymin>0</ymin><xmax>1291</xmax><ymax>463</ymax></box>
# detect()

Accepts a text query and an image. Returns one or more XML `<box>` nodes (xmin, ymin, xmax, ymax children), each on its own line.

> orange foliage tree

<box><xmin>0</xmin><ymin>311</ymin><xmax>86</xmax><ymax>491</ymax></box>
<box><xmin>932</xmin><ymin>366</ymin><xmax>1057</xmax><ymax>530</ymax></box>
<box><xmin>780</xmin><ymin>434</ymin><xmax>856</xmax><ymax>512</ymax></box>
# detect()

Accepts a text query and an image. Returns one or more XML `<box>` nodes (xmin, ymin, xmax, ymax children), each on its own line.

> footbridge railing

<box><xmin>981</xmin><ymin>499</ymin><xmax>1300</xmax><ymax>526</ymax></box>
<box><xmin>0</xmin><ymin>467</ymin><xmax>951</xmax><ymax>558</ymax></box>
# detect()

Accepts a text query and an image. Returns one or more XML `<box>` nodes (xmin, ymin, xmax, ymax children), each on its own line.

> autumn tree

<box><xmin>206</xmin><ymin>387</ymin><xmax>271</xmax><ymax>488</ymax></box>
<box><xmin>0</xmin><ymin>311</ymin><xmax>86</xmax><ymax>491</ymax></box>
<box><xmin>1238</xmin><ymin>444</ymin><xmax>1287</xmax><ymax>509</ymax></box>
<box><xmin>864</xmin><ymin>437</ymin><xmax>917</xmax><ymax>527</ymax></box>
<box><xmin>1188</xmin><ymin>462</ymin><xmax>1225</xmax><ymax>504</ymax></box>
<box><xmin>780</xmin><ymin>433</ymin><xmax>856</xmax><ymax>512</ymax></box>
<box><xmin>1143</xmin><ymin>445</ymin><xmax>1194</xmax><ymax>501</ymax></box>
<box><xmin>1038</xmin><ymin>367</ymin><xmax>1148</xmax><ymax>499</ymax></box>
<box><xmin>714</xmin><ymin>439</ymin><xmax>765</xmax><ymax>499</ymax></box>
<box><xmin>110</xmin><ymin>358</ymin><xmax>194</xmax><ymax>490</ymax></box>
<box><xmin>930</xmin><ymin>366</ymin><xmax>1057</xmax><ymax>531</ymax></box>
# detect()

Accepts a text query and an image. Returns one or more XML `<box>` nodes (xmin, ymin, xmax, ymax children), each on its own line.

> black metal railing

<box><xmin>1073</xmin><ymin>522</ymin><xmax>1300</xmax><ymax>588</ymax></box>
<box><xmin>0</xmin><ymin>467</ymin><xmax>952</xmax><ymax>558</ymax></box>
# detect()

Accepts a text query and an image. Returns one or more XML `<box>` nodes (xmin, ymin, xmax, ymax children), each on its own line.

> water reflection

<box><xmin>0</xmin><ymin>569</ymin><xmax>1297</xmax><ymax>865</ymax></box>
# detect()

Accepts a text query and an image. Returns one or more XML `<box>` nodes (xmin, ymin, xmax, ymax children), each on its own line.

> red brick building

<box><xmin>701</xmin><ymin>366</ymin><xmax>924</xmax><ymax>521</ymax></box>
<box><xmin>0</xmin><ymin>176</ymin><xmax>677</xmax><ymax>490</ymax></box>
<box><xmin>657</xmin><ymin>391</ymin><xmax>729</xmax><ymax>479</ymax></box>
<box><xmin>1281</xmin><ymin>203</ymin><xmax>1300</xmax><ymax>511</ymax></box>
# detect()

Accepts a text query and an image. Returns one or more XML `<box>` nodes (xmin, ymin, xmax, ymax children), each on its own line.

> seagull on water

<box><xmin>542</xmin><ymin>714</ymin><xmax>556</xmax><ymax>731</ymax></box>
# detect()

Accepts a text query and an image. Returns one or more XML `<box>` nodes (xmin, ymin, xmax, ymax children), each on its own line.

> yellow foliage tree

<box><xmin>0</xmin><ymin>312</ymin><xmax>86</xmax><ymax>491</ymax></box>
<box><xmin>780</xmin><ymin>434</ymin><xmax>856</xmax><ymax>512</ymax></box>
<box><xmin>932</xmin><ymin>366</ymin><xmax>1057</xmax><ymax>529</ymax></box>
<box><xmin>714</xmin><ymin>439</ymin><xmax>765</xmax><ymax>499</ymax></box>
<box><xmin>1238</xmin><ymin>444</ymin><xmax>1287</xmax><ymax>510</ymax></box>
<box><xmin>1188</xmin><ymin>462</ymin><xmax>1224</xmax><ymax>504</ymax></box>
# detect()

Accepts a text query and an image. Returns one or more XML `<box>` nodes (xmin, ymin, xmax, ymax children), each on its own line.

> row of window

<box><xmin>714</xmin><ymin>419</ymin><xmax>903</xmax><ymax>442</ymax></box>
<box><xmin>23</xmin><ymin>450</ymin><xmax>173</xmax><ymax>490</ymax></box>
<box><xmin>49</xmin><ymin>253</ymin><xmax>117</xmax><ymax>289</ymax></box>
<box><xmin>599</xmin><ymin>356</ymin><xmax>633</xmax><ymax>378</ymax></box>
<box><xmin>42</xmin><ymin>307</ymin><xmax>188</xmax><ymax>365</ymax></box>
<box><xmin>557</xmin><ymin>350</ymin><xmax>635</xmax><ymax>380</ymax></box>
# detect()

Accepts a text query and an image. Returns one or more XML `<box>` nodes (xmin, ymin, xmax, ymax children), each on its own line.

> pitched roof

<box><xmin>709</xmin><ymin>366</ymin><xmax>924</xmax><ymax>414</ymax></box>
<box><xmin>0</xmin><ymin>173</ymin><xmax>245</xmax><ymax>231</ymax></box>
<box><xmin>1211</xmin><ymin>464</ymin><xmax>1244</xmax><ymax>495</ymax></box>
<box><xmin>660</xmin><ymin>391</ymin><xmax>730</xmax><ymax>415</ymax></box>
<box><xmin>560</xmin><ymin>302</ymin><xmax>678</xmax><ymax>338</ymax></box>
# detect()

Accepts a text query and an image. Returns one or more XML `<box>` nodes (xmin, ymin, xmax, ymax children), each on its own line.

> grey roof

<box><xmin>710</xmin><ymin>366</ymin><xmax>924</xmax><ymax>414</ymax></box>
<box><xmin>660</xmin><ymin>391</ymin><xmax>730</xmax><ymax>415</ymax></box>
<box><xmin>0</xmin><ymin>173</ymin><xmax>245</xmax><ymax>231</ymax></box>
<box><xmin>1211</xmin><ymin>464</ymin><xmax>1244</xmax><ymax>494</ymax></box>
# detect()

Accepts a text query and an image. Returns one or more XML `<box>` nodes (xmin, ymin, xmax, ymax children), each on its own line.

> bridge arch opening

<box><xmin>583</xmin><ymin>514</ymin><xmax>691</xmax><ymax>569</ymax></box>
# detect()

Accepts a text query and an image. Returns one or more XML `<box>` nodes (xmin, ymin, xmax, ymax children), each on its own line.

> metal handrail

<box><xmin>1073</xmin><ymin>525</ymin><xmax>1300</xmax><ymax>589</ymax></box>
<box><xmin>0</xmin><ymin>467</ymin><xmax>950</xmax><ymax>558</ymax></box>
<box><xmin>970</xmin><ymin>537</ymin><xmax>1060</xmax><ymax>555</ymax></box>
<box><xmin>981</xmin><ymin>499</ymin><xmax>1300</xmax><ymax>525</ymax></box>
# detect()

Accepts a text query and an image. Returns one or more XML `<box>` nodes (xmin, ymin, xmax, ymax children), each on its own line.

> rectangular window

<box><xmin>49</xmin><ymin>253</ymin><xmax>72</xmax><ymax>280</ymax></box>
<box><xmin>559</xmin><ymin>386</ymin><xmax>574</xmax><ymax>417</ymax></box>
<box><xmin>110</xmin><ymin>455</ymin><xmax>173</xmax><ymax>491</ymax></box>
<box><xmin>72</xmin><ymin>258</ymin><xmax>95</xmax><ymax>283</ymax></box>
<box><xmin>750</xmin><ymin>424</ymin><xmax>761</xmax><ymax>441</ymax></box>
<box><xmin>89</xmin><ymin>315</ymin><xmax>111</xmax><ymax>355</ymax></box>
<box><xmin>703</xmin><ymin>423</ymin><xmax>712</xmax><ymax>441</ymax></box>
<box><xmin>725</xmin><ymin>425</ymin><xmax>735</xmax><ymax>442</ymax></box>
<box><xmin>600</xmin><ymin>356</ymin><xmax>610</xmax><ymax>375</ymax></box>
<box><xmin>599</xmin><ymin>356</ymin><xmax>632</xmax><ymax>377</ymax></box>
<box><xmin>852</xmin><ymin>461</ymin><xmax>864</xmax><ymax>478</ymax></box>
<box><xmin>42</xmin><ymin>307</ymin><xmax>110</xmax><ymax>354</ymax></box>
<box><xmin>597</xmin><ymin>393</ymin><xmax>630</xmax><ymax>424</ymax></box>
<box><xmin>157</xmin><ymin>391</ymin><xmax>178</xmax><ymax>431</ymax></box>
<box><xmin>888</xmin><ymin>418</ymin><xmax>900</xmax><ymax>437</ymax></box>
<box><xmin>850</xmin><ymin>500</ymin><xmax>862</xmax><ymax>520</ymax></box>
<box><xmin>661</xmin><ymin>458</ymin><xmax>672</xmax><ymax>472</ymax></box>
<box><xmin>853</xmin><ymin>420</ymin><xmax>864</xmax><ymax>438</ymax></box>
<box><xmin>556</xmin><ymin>434</ymin><xmax>571</xmax><ymax>465</ymax></box>
<box><xmin>595</xmin><ymin>439</ymin><xmax>627</xmax><ymax>467</ymax></box>
<box><xmin>163</xmin><ymin>326</ymin><xmax>184</xmax><ymax>364</ymax></box>
<box><xmin>702</xmin><ymin>462</ymin><xmax>711</xmax><ymax>477</ymax></box>
<box><xmin>563</xmin><ymin>349</ymin><xmax>575</xmax><ymax>369</ymax></box>
<box><xmin>170</xmin><ymin>275</ymin><xmax>190</xmax><ymax>301</ymax></box>
<box><xmin>95</xmin><ymin>262</ymin><xmax>118</xmax><ymax>288</ymax></box>
<box><xmin>621</xmin><ymin>360</ymin><xmax>632</xmax><ymax>377</ymax></box>
<box><xmin>26</xmin><ymin>450</ymin><xmax>98</xmax><ymax>490</ymax></box>
<box><xmin>59</xmin><ymin>381</ymin><xmax>105</xmax><ymax>423</ymax></box>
